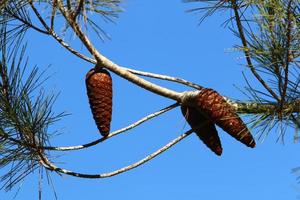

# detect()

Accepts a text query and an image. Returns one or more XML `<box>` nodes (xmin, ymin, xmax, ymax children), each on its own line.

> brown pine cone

<box><xmin>195</xmin><ymin>88</ymin><xmax>255</xmax><ymax>148</ymax></box>
<box><xmin>86</xmin><ymin>68</ymin><xmax>112</xmax><ymax>136</ymax></box>
<box><xmin>181</xmin><ymin>105</ymin><xmax>222</xmax><ymax>156</ymax></box>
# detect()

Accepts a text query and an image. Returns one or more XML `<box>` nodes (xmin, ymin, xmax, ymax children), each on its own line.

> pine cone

<box><xmin>195</xmin><ymin>88</ymin><xmax>255</xmax><ymax>148</ymax></box>
<box><xmin>86</xmin><ymin>68</ymin><xmax>112</xmax><ymax>136</ymax></box>
<box><xmin>181</xmin><ymin>105</ymin><xmax>222</xmax><ymax>156</ymax></box>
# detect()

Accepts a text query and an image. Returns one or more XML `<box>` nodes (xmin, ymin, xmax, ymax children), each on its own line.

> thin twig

<box><xmin>230</xmin><ymin>0</ymin><xmax>280</xmax><ymax>102</ymax></box>
<box><xmin>44</xmin><ymin>103</ymin><xmax>179</xmax><ymax>151</ymax></box>
<box><xmin>123</xmin><ymin>68</ymin><xmax>204</xmax><ymax>90</ymax></box>
<box><xmin>1</xmin><ymin>103</ymin><xmax>179</xmax><ymax>151</ymax></box>
<box><xmin>39</xmin><ymin>129</ymin><xmax>194</xmax><ymax>179</ymax></box>
<box><xmin>29</xmin><ymin>1</ymin><xmax>51</xmax><ymax>33</ymax></box>
<box><xmin>50</xmin><ymin>0</ymin><xmax>57</xmax><ymax>30</ymax></box>
<box><xmin>267</xmin><ymin>5</ymin><xmax>283</xmax><ymax>100</ymax></box>
<box><xmin>0</xmin><ymin>62</ymin><xmax>9</xmax><ymax>101</ymax></box>
<box><xmin>29</xmin><ymin>2</ymin><xmax>203</xmax><ymax>91</ymax></box>
<box><xmin>72</xmin><ymin>0</ymin><xmax>84</xmax><ymax>21</ymax></box>
<box><xmin>4</xmin><ymin>8</ymin><xmax>49</xmax><ymax>35</ymax></box>
<box><xmin>5</xmin><ymin>99</ymin><xmax>300</xmax><ymax>152</ymax></box>
<box><xmin>281</xmin><ymin>0</ymin><xmax>293</xmax><ymax>112</ymax></box>
<box><xmin>66</xmin><ymin>0</ymin><xmax>71</xmax><ymax>11</ymax></box>
<box><xmin>56</xmin><ymin>0</ymin><xmax>183</xmax><ymax>102</ymax></box>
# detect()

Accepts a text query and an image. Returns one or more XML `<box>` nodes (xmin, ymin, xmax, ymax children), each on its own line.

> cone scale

<box><xmin>181</xmin><ymin>105</ymin><xmax>223</xmax><ymax>156</ymax></box>
<box><xmin>195</xmin><ymin>88</ymin><xmax>255</xmax><ymax>148</ymax></box>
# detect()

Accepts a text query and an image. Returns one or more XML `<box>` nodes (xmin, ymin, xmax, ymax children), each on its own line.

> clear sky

<box><xmin>1</xmin><ymin>0</ymin><xmax>300</xmax><ymax>199</ymax></box>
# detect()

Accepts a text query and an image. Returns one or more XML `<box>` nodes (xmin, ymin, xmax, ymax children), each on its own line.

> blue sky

<box><xmin>1</xmin><ymin>0</ymin><xmax>300</xmax><ymax>199</ymax></box>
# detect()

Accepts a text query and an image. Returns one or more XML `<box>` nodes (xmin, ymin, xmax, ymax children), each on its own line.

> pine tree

<box><xmin>0</xmin><ymin>0</ymin><xmax>299</xmax><ymax>198</ymax></box>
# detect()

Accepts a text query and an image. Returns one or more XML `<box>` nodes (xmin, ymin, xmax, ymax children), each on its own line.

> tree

<box><xmin>0</xmin><ymin>0</ymin><xmax>299</xmax><ymax>199</ymax></box>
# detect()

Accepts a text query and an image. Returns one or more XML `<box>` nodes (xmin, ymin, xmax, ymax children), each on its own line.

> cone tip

<box><xmin>214</xmin><ymin>147</ymin><xmax>223</xmax><ymax>156</ymax></box>
<box><xmin>248</xmin><ymin>140</ymin><xmax>256</xmax><ymax>148</ymax></box>
<box><xmin>100</xmin><ymin>130</ymin><xmax>110</xmax><ymax>137</ymax></box>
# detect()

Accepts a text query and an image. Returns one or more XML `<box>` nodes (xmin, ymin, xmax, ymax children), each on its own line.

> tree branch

<box><xmin>230</xmin><ymin>0</ymin><xmax>280</xmax><ymax>102</ymax></box>
<box><xmin>28</xmin><ymin>2</ymin><xmax>201</xmax><ymax>91</ymax></box>
<box><xmin>50</xmin><ymin>0</ymin><xmax>57</xmax><ymax>30</ymax></box>
<box><xmin>226</xmin><ymin>98</ymin><xmax>300</xmax><ymax>114</ymax></box>
<box><xmin>123</xmin><ymin>68</ymin><xmax>203</xmax><ymax>90</ymax></box>
<box><xmin>281</xmin><ymin>0</ymin><xmax>293</xmax><ymax>111</ymax></box>
<box><xmin>39</xmin><ymin>129</ymin><xmax>194</xmax><ymax>179</ymax></box>
<box><xmin>40</xmin><ymin>99</ymin><xmax>300</xmax><ymax>152</ymax></box>
<box><xmin>44</xmin><ymin>103</ymin><xmax>179</xmax><ymax>151</ymax></box>
<box><xmin>55</xmin><ymin>0</ymin><xmax>183</xmax><ymax>102</ymax></box>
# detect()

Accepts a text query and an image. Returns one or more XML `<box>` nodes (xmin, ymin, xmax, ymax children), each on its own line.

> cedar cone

<box><xmin>181</xmin><ymin>105</ymin><xmax>223</xmax><ymax>156</ymax></box>
<box><xmin>86</xmin><ymin>68</ymin><xmax>112</xmax><ymax>136</ymax></box>
<box><xmin>195</xmin><ymin>88</ymin><xmax>255</xmax><ymax>148</ymax></box>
